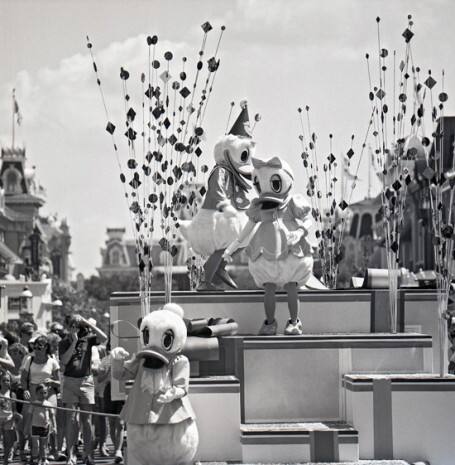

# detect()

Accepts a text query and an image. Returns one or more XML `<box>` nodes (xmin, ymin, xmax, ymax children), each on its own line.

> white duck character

<box><xmin>224</xmin><ymin>156</ymin><xmax>315</xmax><ymax>335</ymax></box>
<box><xmin>180</xmin><ymin>100</ymin><xmax>255</xmax><ymax>290</ymax></box>
<box><xmin>112</xmin><ymin>303</ymin><xmax>198</xmax><ymax>465</ymax></box>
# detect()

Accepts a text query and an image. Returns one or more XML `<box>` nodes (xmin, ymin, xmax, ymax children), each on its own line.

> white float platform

<box><xmin>241</xmin><ymin>421</ymin><xmax>359</xmax><ymax>463</ymax></box>
<box><xmin>111</xmin><ymin>288</ymin><xmax>442</xmax><ymax>334</ymax></box>
<box><xmin>238</xmin><ymin>334</ymin><xmax>433</xmax><ymax>423</ymax></box>
<box><xmin>127</xmin><ymin>376</ymin><xmax>241</xmax><ymax>465</ymax></box>
<box><xmin>343</xmin><ymin>373</ymin><xmax>455</xmax><ymax>465</ymax></box>
<box><xmin>111</xmin><ymin>290</ymin><xmax>374</xmax><ymax>335</ymax></box>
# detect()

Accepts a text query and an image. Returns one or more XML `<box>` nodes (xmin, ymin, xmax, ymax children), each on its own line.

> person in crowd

<box><xmin>92</xmin><ymin>344</ymin><xmax>108</xmax><ymax>457</ymax></box>
<box><xmin>0</xmin><ymin>371</ymin><xmax>20</xmax><ymax>465</ymax></box>
<box><xmin>0</xmin><ymin>323</ymin><xmax>19</xmax><ymax>347</ymax></box>
<box><xmin>20</xmin><ymin>334</ymin><xmax>60</xmax><ymax>463</ymax></box>
<box><xmin>19</xmin><ymin>324</ymin><xmax>34</xmax><ymax>352</ymax></box>
<box><xmin>98</xmin><ymin>339</ymin><xmax>124</xmax><ymax>463</ymax></box>
<box><xmin>59</xmin><ymin>315</ymin><xmax>107</xmax><ymax>465</ymax></box>
<box><xmin>8</xmin><ymin>343</ymin><xmax>28</xmax><ymax>379</ymax></box>
<box><xmin>46</xmin><ymin>333</ymin><xmax>66</xmax><ymax>461</ymax></box>
<box><xmin>43</xmin><ymin>333</ymin><xmax>61</xmax><ymax>461</ymax></box>
<box><xmin>7</xmin><ymin>342</ymin><xmax>28</xmax><ymax>461</ymax></box>
<box><xmin>0</xmin><ymin>337</ymin><xmax>14</xmax><ymax>373</ymax></box>
<box><xmin>49</xmin><ymin>323</ymin><xmax>65</xmax><ymax>340</ymax></box>
<box><xmin>30</xmin><ymin>384</ymin><xmax>51</xmax><ymax>465</ymax></box>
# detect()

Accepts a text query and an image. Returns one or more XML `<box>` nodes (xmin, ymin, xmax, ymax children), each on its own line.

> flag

<box><xmin>12</xmin><ymin>89</ymin><xmax>22</xmax><ymax>125</ymax></box>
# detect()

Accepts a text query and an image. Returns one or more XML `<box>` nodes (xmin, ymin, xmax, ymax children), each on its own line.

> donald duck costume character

<box><xmin>180</xmin><ymin>101</ymin><xmax>255</xmax><ymax>290</ymax></box>
<box><xmin>224</xmin><ymin>156</ymin><xmax>314</xmax><ymax>335</ymax></box>
<box><xmin>111</xmin><ymin>303</ymin><xmax>198</xmax><ymax>465</ymax></box>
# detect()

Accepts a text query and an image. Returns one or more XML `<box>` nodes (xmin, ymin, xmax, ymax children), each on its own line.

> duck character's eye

<box><xmin>270</xmin><ymin>174</ymin><xmax>282</xmax><ymax>193</ymax></box>
<box><xmin>142</xmin><ymin>327</ymin><xmax>150</xmax><ymax>346</ymax></box>
<box><xmin>162</xmin><ymin>329</ymin><xmax>174</xmax><ymax>351</ymax></box>
<box><xmin>240</xmin><ymin>149</ymin><xmax>249</xmax><ymax>163</ymax></box>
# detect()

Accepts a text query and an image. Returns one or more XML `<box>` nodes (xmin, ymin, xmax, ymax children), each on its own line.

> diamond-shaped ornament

<box><xmin>339</xmin><ymin>200</ymin><xmax>348</xmax><ymax>210</ymax></box>
<box><xmin>392</xmin><ymin>180</ymin><xmax>402</xmax><ymax>191</ymax></box>
<box><xmin>106</xmin><ymin>122</ymin><xmax>116</xmax><ymax>134</ymax></box>
<box><xmin>168</xmin><ymin>134</ymin><xmax>177</xmax><ymax>145</ymax></box>
<box><xmin>124</xmin><ymin>128</ymin><xmax>137</xmax><ymax>141</ymax></box>
<box><xmin>390</xmin><ymin>241</ymin><xmax>399</xmax><ymax>253</ymax></box>
<box><xmin>199</xmin><ymin>186</ymin><xmax>207</xmax><ymax>196</ymax></box>
<box><xmin>346</xmin><ymin>148</ymin><xmax>354</xmax><ymax>159</ymax></box>
<box><xmin>152</xmin><ymin>106</ymin><xmax>162</xmax><ymax>120</ymax></box>
<box><xmin>425</xmin><ymin>76</ymin><xmax>437</xmax><ymax>89</ymax></box>
<box><xmin>163</xmin><ymin>118</ymin><xmax>171</xmax><ymax>130</ymax></box>
<box><xmin>127</xmin><ymin>107</ymin><xmax>136</xmax><ymax>121</ymax></box>
<box><xmin>201</xmin><ymin>21</ymin><xmax>213</xmax><ymax>33</ymax></box>
<box><xmin>376</xmin><ymin>88</ymin><xmax>386</xmax><ymax>100</ymax></box>
<box><xmin>328</xmin><ymin>153</ymin><xmax>336</xmax><ymax>164</ymax></box>
<box><xmin>145</xmin><ymin>85</ymin><xmax>153</xmax><ymax>99</ymax></box>
<box><xmin>180</xmin><ymin>87</ymin><xmax>190</xmax><ymax>98</ymax></box>
<box><xmin>402</xmin><ymin>28</ymin><xmax>414</xmax><ymax>43</ymax></box>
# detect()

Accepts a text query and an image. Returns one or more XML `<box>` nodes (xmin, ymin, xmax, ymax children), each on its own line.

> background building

<box><xmin>0</xmin><ymin>145</ymin><xmax>73</xmax><ymax>328</ymax></box>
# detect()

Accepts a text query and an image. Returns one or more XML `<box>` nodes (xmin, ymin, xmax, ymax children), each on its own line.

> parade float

<box><xmin>90</xmin><ymin>15</ymin><xmax>455</xmax><ymax>465</ymax></box>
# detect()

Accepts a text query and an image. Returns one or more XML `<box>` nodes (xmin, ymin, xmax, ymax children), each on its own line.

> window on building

<box><xmin>110</xmin><ymin>248</ymin><xmax>121</xmax><ymax>266</ymax></box>
<box><xmin>349</xmin><ymin>213</ymin><xmax>359</xmax><ymax>237</ymax></box>
<box><xmin>359</xmin><ymin>213</ymin><xmax>373</xmax><ymax>238</ymax></box>
<box><xmin>51</xmin><ymin>254</ymin><xmax>61</xmax><ymax>277</ymax></box>
<box><xmin>3</xmin><ymin>168</ymin><xmax>22</xmax><ymax>194</ymax></box>
<box><xmin>8</xmin><ymin>297</ymin><xmax>23</xmax><ymax>311</ymax></box>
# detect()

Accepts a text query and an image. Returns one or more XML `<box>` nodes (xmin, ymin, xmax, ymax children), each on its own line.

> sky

<box><xmin>0</xmin><ymin>0</ymin><xmax>454</xmax><ymax>277</ymax></box>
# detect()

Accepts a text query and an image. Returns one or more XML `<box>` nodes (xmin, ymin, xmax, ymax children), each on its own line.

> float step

<box><xmin>240</xmin><ymin>421</ymin><xmax>359</xmax><ymax>463</ymax></box>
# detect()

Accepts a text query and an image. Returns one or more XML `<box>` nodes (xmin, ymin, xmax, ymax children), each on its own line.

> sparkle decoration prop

<box><xmin>366</xmin><ymin>15</ymin><xmax>423</xmax><ymax>333</ymax></box>
<box><xmin>88</xmin><ymin>23</ymin><xmax>225</xmax><ymax>315</ymax></box>
<box><xmin>425</xmin><ymin>72</ymin><xmax>453</xmax><ymax>377</ymax></box>
<box><xmin>367</xmin><ymin>15</ymin><xmax>453</xmax><ymax>347</ymax></box>
<box><xmin>297</xmin><ymin>107</ymin><xmax>371</xmax><ymax>289</ymax></box>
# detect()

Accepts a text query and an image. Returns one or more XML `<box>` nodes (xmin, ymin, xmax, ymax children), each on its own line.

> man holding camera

<box><xmin>59</xmin><ymin>315</ymin><xmax>107</xmax><ymax>465</ymax></box>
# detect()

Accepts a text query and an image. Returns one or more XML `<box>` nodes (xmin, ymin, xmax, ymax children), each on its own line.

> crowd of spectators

<box><xmin>0</xmin><ymin>315</ymin><xmax>124</xmax><ymax>465</ymax></box>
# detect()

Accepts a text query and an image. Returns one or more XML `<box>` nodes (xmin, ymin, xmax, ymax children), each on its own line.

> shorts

<box><xmin>249</xmin><ymin>254</ymin><xmax>313</xmax><ymax>288</ymax></box>
<box><xmin>103</xmin><ymin>383</ymin><xmax>124</xmax><ymax>415</ymax></box>
<box><xmin>62</xmin><ymin>376</ymin><xmax>95</xmax><ymax>405</ymax></box>
<box><xmin>31</xmin><ymin>425</ymin><xmax>49</xmax><ymax>438</ymax></box>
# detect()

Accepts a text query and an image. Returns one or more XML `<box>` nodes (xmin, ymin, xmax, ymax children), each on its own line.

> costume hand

<box><xmin>156</xmin><ymin>388</ymin><xmax>176</xmax><ymax>404</ymax></box>
<box><xmin>287</xmin><ymin>229</ymin><xmax>304</xmax><ymax>246</ymax></box>
<box><xmin>222</xmin><ymin>251</ymin><xmax>233</xmax><ymax>263</ymax></box>
<box><xmin>222</xmin><ymin>204</ymin><xmax>238</xmax><ymax>218</ymax></box>
<box><xmin>111</xmin><ymin>347</ymin><xmax>130</xmax><ymax>361</ymax></box>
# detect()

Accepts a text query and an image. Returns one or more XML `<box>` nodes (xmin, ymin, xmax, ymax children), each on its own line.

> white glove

<box><xmin>111</xmin><ymin>347</ymin><xmax>130</xmax><ymax>360</ymax></box>
<box><xmin>156</xmin><ymin>387</ymin><xmax>185</xmax><ymax>404</ymax></box>
<box><xmin>287</xmin><ymin>229</ymin><xmax>304</xmax><ymax>246</ymax></box>
<box><xmin>222</xmin><ymin>204</ymin><xmax>238</xmax><ymax>218</ymax></box>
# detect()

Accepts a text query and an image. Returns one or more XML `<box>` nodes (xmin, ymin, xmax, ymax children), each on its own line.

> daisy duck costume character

<box><xmin>111</xmin><ymin>303</ymin><xmax>198</xmax><ymax>465</ymax></box>
<box><xmin>180</xmin><ymin>101</ymin><xmax>255</xmax><ymax>290</ymax></box>
<box><xmin>224</xmin><ymin>156</ymin><xmax>314</xmax><ymax>335</ymax></box>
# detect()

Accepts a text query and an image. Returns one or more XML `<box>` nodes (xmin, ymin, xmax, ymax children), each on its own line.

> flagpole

<box><xmin>12</xmin><ymin>89</ymin><xmax>15</xmax><ymax>148</ymax></box>
<box><xmin>368</xmin><ymin>145</ymin><xmax>372</xmax><ymax>199</ymax></box>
